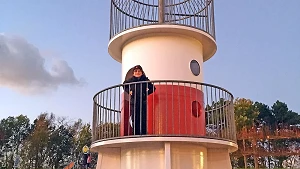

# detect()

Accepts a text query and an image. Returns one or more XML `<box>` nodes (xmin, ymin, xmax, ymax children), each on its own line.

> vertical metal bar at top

<box><xmin>159</xmin><ymin>0</ymin><xmax>165</xmax><ymax>23</ymax></box>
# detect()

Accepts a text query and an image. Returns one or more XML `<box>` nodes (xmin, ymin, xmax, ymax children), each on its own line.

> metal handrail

<box><xmin>110</xmin><ymin>0</ymin><xmax>216</xmax><ymax>39</ymax></box>
<box><xmin>93</xmin><ymin>80</ymin><xmax>233</xmax><ymax>112</ymax></box>
<box><xmin>93</xmin><ymin>80</ymin><xmax>232</xmax><ymax>101</ymax></box>
<box><xmin>92</xmin><ymin>80</ymin><xmax>236</xmax><ymax>143</ymax></box>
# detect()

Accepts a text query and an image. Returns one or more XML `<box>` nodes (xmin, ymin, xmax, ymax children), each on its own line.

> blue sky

<box><xmin>0</xmin><ymin>0</ymin><xmax>299</xmax><ymax>124</ymax></box>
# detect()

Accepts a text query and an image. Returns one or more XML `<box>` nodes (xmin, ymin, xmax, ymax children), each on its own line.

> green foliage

<box><xmin>232</xmin><ymin>99</ymin><xmax>300</xmax><ymax>169</ymax></box>
<box><xmin>0</xmin><ymin>115</ymin><xmax>30</xmax><ymax>168</ymax></box>
<box><xmin>271</xmin><ymin>100</ymin><xmax>300</xmax><ymax>126</ymax></box>
<box><xmin>72</xmin><ymin>122</ymin><xmax>93</xmax><ymax>167</ymax></box>
<box><xmin>255</xmin><ymin>102</ymin><xmax>275</xmax><ymax>128</ymax></box>
<box><xmin>0</xmin><ymin>113</ymin><xmax>94</xmax><ymax>169</ymax></box>
<box><xmin>1</xmin><ymin>98</ymin><xmax>299</xmax><ymax>169</ymax></box>
<box><xmin>205</xmin><ymin>98</ymin><xmax>228</xmax><ymax>123</ymax></box>
<box><xmin>96</xmin><ymin>122</ymin><xmax>120</xmax><ymax>139</ymax></box>
<box><xmin>234</xmin><ymin>98</ymin><xmax>259</xmax><ymax>131</ymax></box>
<box><xmin>48</xmin><ymin>123</ymin><xmax>74</xmax><ymax>169</ymax></box>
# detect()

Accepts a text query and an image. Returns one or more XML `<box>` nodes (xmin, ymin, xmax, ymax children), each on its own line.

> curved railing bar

<box><xmin>114</xmin><ymin>0</ymin><xmax>212</xmax><ymax>9</ymax></box>
<box><xmin>129</xmin><ymin>0</ymin><xmax>158</xmax><ymax>7</ymax></box>
<box><xmin>112</xmin><ymin>0</ymin><xmax>212</xmax><ymax>22</ymax></box>
<box><xmin>94</xmin><ymin>99</ymin><xmax>233</xmax><ymax>114</ymax></box>
<box><xmin>164</xmin><ymin>0</ymin><xmax>212</xmax><ymax>22</ymax></box>
<box><xmin>110</xmin><ymin>0</ymin><xmax>215</xmax><ymax>39</ymax></box>
<box><xmin>94</xmin><ymin>102</ymin><xmax>233</xmax><ymax>115</ymax></box>
<box><xmin>93</xmin><ymin>80</ymin><xmax>233</xmax><ymax>101</ymax></box>
<box><xmin>92</xmin><ymin>79</ymin><xmax>236</xmax><ymax>142</ymax></box>
<box><xmin>166</xmin><ymin>0</ymin><xmax>210</xmax><ymax>7</ymax></box>
<box><xmin>112</xmin><ymin>1</ymin><xmax>159</xmax><ymax>23</ymax></box>
<box><xmin>93</xmin><ymin>80</ymin><xmax>234</xmax><ymax>115</ymax></box>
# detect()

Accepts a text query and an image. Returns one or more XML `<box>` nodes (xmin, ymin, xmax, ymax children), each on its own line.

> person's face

<box><xmin>133</xmin><ymin>69</ymin><xmax>143</xmax><ymax>78</ymax></box>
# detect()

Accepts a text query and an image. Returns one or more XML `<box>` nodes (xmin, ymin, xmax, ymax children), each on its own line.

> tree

<box><xmin>0</xmin><ymin>113</ymin><xmax>95</xmax><ymax>169</ymax></box>
<box><xmin>234</xmin><ymin>98</ymin><xmax>259</xmax><ymax>132</ymax></box>
<box><xmin>96</xmin><ymin>122</ymin><xmax>120</xmax><ymax>139</ymax></box>
<box><xmin>270</xmin><ymin>100</ymin><xmax>300</xmax><ymax>127</ymax></box>
<box><xmin>73</xmin><ymin>123</ymin><xmax>92</xmax><ymax>166</ymax></box>
<box><xmin>0</xmin><ymin>115</ymin><xmax>30</xmax><ymax>168</ymax></box>
<box><xmin>272</xmin><ymin>100</ymin><xmax>289</xmax><ymax>126</ymax></box>
<box><xmin>48</xmin><ymin>120</ymin><xmax>74</xmax><ymax>169</ymax></box>
<box><xmin>232</xmin><ymin>99</ymin><xmax>300</xmax><ymax>169</ymax></box>
<box><xmin>205</xmin><ymin>98</ymin><xmax>233</xmax><ymax>137</ymax></box>
<box><xmin>233</xmin><ymin>98</ymin><xmax>260</xmax><ymax>169</ymax></box>
<box><xmin>20</xmin><ymin>113</ymin><xmax>54</xmax><ymax>169</ymax></box>
<box><xmin>254</xmin><ymin>102</ymin><xmax>275</xmax><ymax>129</ymax></box>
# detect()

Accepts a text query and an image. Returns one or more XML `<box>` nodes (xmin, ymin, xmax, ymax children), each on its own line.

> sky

<box><xmin>0</xmin><ymin>0</ymin><xmax>299</xmax><ymax>124</ymax></box>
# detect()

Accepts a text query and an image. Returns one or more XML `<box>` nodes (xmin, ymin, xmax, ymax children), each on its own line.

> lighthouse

<box><xmin>91</xmin><ymin>0</ymin><xmax>237</xmax><ymax>169</ymax></box>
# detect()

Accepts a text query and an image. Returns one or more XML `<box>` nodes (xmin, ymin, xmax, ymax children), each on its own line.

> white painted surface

<box><xmin>94</xmin><ymin>142</ymin><xmax>226</xmax><ymax>169</ymax></box>
<box><xmin>207</xmin><ymin>148</ymin><xmax>232</xmax><ymax>169</ymax></box>
<box><xmin>171</xmin><ymin>143</ymin><xmax>207</xmax><ymax>169</ymax></box>
<box><xmin>108</xmin><ymin>25</ymin><xmax>217</xmax><ymax>63</ymax></box>
<box><xmin>165</xmin><ymin>142</ymin><xmax>171</xmax><ymax>169</ymax></box>
<box><xmin>91</xmin><ymin>137</ymin><xmax>238</xmax><ymax>153</ymax></box>
<box><xmin>122</xmin><ymin>34</ymin><xmax>204</xmax><ymax>83</ymax></box>
<box><xmin>121</xmin><ymin>142</ymin><xmax>165</xmax><ymax>169</ymax></box>
<box><xmin>96</xmin><ymin>148</ymin><xmax>121</xmax><ymax>169</ymax></box>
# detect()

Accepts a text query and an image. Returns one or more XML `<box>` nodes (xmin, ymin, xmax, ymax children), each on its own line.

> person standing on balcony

<box><xmin>123</xmin><ymin>65</ymin><xmax>156</xmax><ymax>135</ymax></box>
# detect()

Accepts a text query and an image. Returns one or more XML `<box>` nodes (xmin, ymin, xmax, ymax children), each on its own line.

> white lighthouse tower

<box><xmin>91</xmin><ymin>0</ymin><xmax>238</xmax><ymax>169</ymax></box>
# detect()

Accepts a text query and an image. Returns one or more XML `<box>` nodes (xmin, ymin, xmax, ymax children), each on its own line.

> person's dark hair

<box><xmin>132</xmin><ymin>65</ymin><xmax>144</xmax><ymax>74</ymax></box>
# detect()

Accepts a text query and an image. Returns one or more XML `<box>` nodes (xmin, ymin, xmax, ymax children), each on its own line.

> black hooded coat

<box><xmin>123</xmin><ymin>74</ymin><xmax>155</xmax><ymax>135</ymax></box>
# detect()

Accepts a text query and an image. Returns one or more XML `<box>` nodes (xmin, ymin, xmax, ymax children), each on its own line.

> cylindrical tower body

<box><xmin>117</xmin><ymin>26</ymin><xmax>215</xmax><ymax>137</ymax></box>
<box><xmin>121</xmin><ymin>33</ymin><xmax>204</xmax><ymax>82</ymax></box>
<box><xmin>92</xmin><ymin>1</ymin><xmax>237</xmax><ymax>169</ymax></box>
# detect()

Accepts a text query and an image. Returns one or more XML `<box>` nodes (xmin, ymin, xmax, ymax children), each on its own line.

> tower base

<box><xmin>91</xmin><ymin>137</ymin><xmax>237</xmax><ymax>169</ymax></box>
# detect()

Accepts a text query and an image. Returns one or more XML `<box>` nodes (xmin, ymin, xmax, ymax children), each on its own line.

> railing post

<box><xmin>92</xmin><ymin>102</ymin><xmax>96</xmax><ymax>141</ymax></box>
<box><xmin>159</xmin><ymin>0</ymin><xmax>165</xmax><ymax>23</ymax></box>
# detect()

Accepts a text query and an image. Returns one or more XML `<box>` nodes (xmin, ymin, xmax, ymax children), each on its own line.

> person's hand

<box><xmin>129</xmin><ymin>91</ymin><xmax>132</xmax><ymax>95</ymax></box>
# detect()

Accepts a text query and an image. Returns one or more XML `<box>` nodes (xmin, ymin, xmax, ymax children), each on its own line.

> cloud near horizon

<box><xmin>0</xmin><ymin>33</ymin><xmax>84</xmax><ymax>94</ymax></box>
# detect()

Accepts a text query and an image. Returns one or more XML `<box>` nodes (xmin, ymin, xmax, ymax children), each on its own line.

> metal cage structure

<box><xmin>110</xmin><ymin>0</ymin><xmax>215</xmax><ymax>39</ymax></box>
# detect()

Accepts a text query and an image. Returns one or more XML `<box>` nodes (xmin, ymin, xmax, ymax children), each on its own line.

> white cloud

<box><xmin>0</xmin><ymin>33</ymin><xmax>84</xmax><ymax>94</ymax></box>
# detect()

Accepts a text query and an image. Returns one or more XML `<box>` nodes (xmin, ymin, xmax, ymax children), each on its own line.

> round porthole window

<box><xmin>190</xmin><ymin>60</ymin><xmax>200</xmax><ymax>76</ymax></box>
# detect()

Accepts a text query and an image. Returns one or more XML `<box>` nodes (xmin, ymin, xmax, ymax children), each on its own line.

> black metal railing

<box><xmin>110</xmin><ymin>0</ymin><xmax>215</xmax><ymax>39</ymax></box>
<box><xmin>92</xmin><ymin>80</ymin><xmax>236</xmax><ymax>143</ymax></box>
